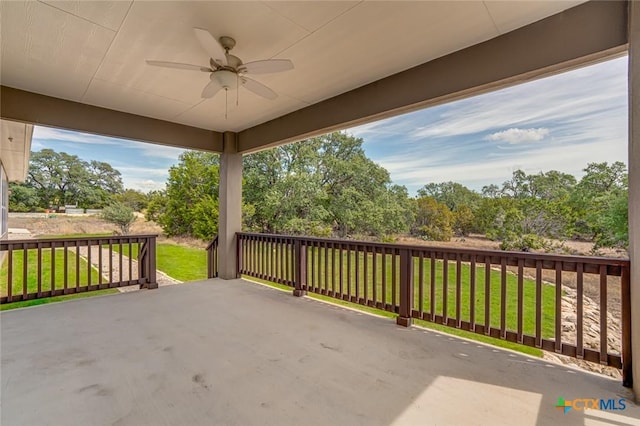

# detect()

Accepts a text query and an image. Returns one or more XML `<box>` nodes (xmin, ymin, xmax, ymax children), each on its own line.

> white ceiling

<box><xmin>0</xmin><ymin>1</ymin><xmax>585</xmax><ymax>133</ymax></box>
<box><xmin>0</xmin><ymin>120</ymin><xmax>33</xmax><ymax>182</ymax></box>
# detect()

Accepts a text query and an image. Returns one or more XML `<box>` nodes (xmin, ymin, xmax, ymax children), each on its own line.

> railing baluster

<box><xmin>119</xmin><ymin>240</ymin><xmax>123</xmax><ymax>285</ymax></box>
<box><xmin>418</xmin><ymin>251</ymin><xmax>424</xmax><ymax>318</ymax></box>
<box><xmin>392</xmin><ymin>248</ymin><xmax>397</xmax><ymax>310</ymax></box>
<box><xmin>310</xmin><ymin>241</ymin><xmax>315</xmax><ymax>289</ymax></box>
<box><xmin>456</xmin><ymin>254</ymin><xmax>461</xmax><ymax>327</ymax></box>
<box><xmin>372</xmin><ymin>246</ymin><xmax>377</xmax><ymax>305</ymax></box>
<box><xmin>535</xmin><ymin>260</ymin><xmax>542</xmax><ymax>348</ymax></box>
<box><xmin>22</xmin><ymin>247</ymin><xmax>27</xmax><ymax>299</ymax></box>
<box><xmin>382</xmin><ymin>248</ymin><xmax>387</xmax><ymax>309</ymax></box>
<box><xmin>37</xmin><ymin>243</ymin><xmax>42</xmax><ymax>297</ymax></box>
<box><xmin>517</xmin><ymin>258</ymin><xmax>524</xmax><ymax>343</ymax></box>
<box><xmin>470</xmin><ymin>255</ymin><xmax>476</xmax><ymax>331</ymax></box>
<box><xmin>363</xmin><ymin>245</ymin><xmax>368</xmax><ymax>303</ymax></box>
<box><xmin>484</xmin><ymin>257</ymin><xmax>491</xmax><ymax>335</ymax></box>
<box><xmin>355</xmin><ymin>244</ymin><xmax>360</xmax><ymax>303</ymax></box>
<box><xmin>442</xmin><ymin>252</ymin><xmax>448</xmax><ymax>324</ymax></box>
<box><xmin>87</xmin><ymin>241</ymin><xmax>92</xmax><ymax>286</ymax></box>
<box><xmin>555</xmin><ymin>262</ymin><xmax>562</xmax><ymax>352</ymax></box>
<box><xmin>339</xmin><ymin>244</ymin><xmax>344</xmax><ymax>297</ymax></box>
<box><xmin>599</xmin><ymin>264</ymin><xmax>608</xmax><ymax>365</ymax></box>
<box><xmin>128</xmin><ymin>241</ymin><xmax>132</xmax><ymax>284</ymax></box>
<box><xmin>51</xmin><ymin>244</ymin><xmax>56</xmax><ymax>295</ymax></box>
<box><xmin>7</xmin><ymin>245</ymin><xmax>13</xmax><ymax>302</ymax></box>
<box><xmin>63</xmin><ymin>242</ymin><xmax>68</xmax><ymax>292</ymax></box>
<box><xmin>430</xmin><ymin>252</ymin><xmax>435</xmax><ymax>321</ymax></box>
<box><xmin>324</xmin><ymin>242</ymin><xmax>329</xmax><ymax>294</ymax></box>
<box><xmin>74</xmin><ymin>241</ymin><xmax>80</xmax><ymax>290</ymax></box>
<box><xmin>271</xmin><ymin>239</ymin><xmax>275</xmax><ymax>280</ymax></box>
<box><xmin>500</xmin><ymin>257</ymin><xmax>507</xmax><ymax>338</ymax></box>
<box><xmin>108</xmin><ymin>240</ymin><xmax>113</xmax><ymax>284</ymax></box>
<box><xmin>99</xmin><ymin>242</ymin><xmax>103</xmax><ymax>285</ymax></box>
<box><xmin>347</xmin><ymin>244</ymin><xmax>352</xmax><ymax>300</ymax></box>
<box><xmin>577</xmin><ymin>262</ymin><xmax>584</xmax><ymax>358</ymax></box>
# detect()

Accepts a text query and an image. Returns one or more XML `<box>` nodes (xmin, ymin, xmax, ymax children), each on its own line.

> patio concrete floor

<box><xmin>2</xmin><ymin>278</ymin><xmax>639</xmax><ymax>426</ymax></box>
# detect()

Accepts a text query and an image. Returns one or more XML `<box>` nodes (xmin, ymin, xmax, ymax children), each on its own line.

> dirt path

<box><xmin>69</xmin><ymin>245</ymin><xmax>180</xmax><ymax>292</ymax></box>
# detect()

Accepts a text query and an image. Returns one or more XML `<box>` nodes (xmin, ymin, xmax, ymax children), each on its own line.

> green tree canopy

<box><xmin>17</xmin><ymin>149</ymin><xmax>124</xmax><ymax>209</ymax></box>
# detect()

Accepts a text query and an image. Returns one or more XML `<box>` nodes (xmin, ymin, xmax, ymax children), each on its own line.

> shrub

<box><xmin>102</xmin><ymin>202</ymin><xmax>136</xmax><ymax>235</ymax></box>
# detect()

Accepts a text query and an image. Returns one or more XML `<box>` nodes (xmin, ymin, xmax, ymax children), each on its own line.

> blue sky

<box><xmin>32</xmin><ymin>56</ymin><xmax>628</xmax><ymax>195</ymax></box>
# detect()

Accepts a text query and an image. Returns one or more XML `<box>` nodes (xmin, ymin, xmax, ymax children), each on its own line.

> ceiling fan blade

<box><xmin>202</xmin><ymin>80</ymin><xmax>223</xmax><ymax>99</ymax></box>
<box><xmin>146</xmin><ymin>60</ymin><xmax>212</xmax><ymax>72</ymax></box>
<box><xmin>242</xmin><ymin>77</ymin><xmax>277</xmax><ymax>100</ymax></box>
<box><xmin>240</xmin><ymin>59</ymin><xmax>294</xmax><ymax>75</ymax></box>
<box><xmin>193</xmin><ymin>27</ymin><xmax>227</xmax><ymax>66</ymax></box>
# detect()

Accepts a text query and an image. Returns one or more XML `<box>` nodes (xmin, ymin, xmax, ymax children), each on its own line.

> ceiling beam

<box><xmin>238</xmin><ymin>0</ymin><xmax>628</xmax><ymax>153</ymax></box>
<box><xmin>0</xmin><ymin>86</ymin><xmax>224</xmax><ymax>152</ymax></box>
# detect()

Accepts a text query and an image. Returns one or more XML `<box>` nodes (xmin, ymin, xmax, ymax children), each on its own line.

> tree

<box><xmin>24</xmin><ymin>149</ymin><xmax>123</xmax><ymax>209</ymax></box>
<box><xmin>8</xmin><ymin>183</ymin><xmax>40</xmax><ymax>212</ymax></box>
<box><xmin>113</xmin><ymin>189</ymin><xmax>149</xmax><ymax>212</ymax></box>
<box><xmin>102</xmin><ymin>203</ymin><xmax>136</xmax><ymax>234</ymax></box>
<box><xmin>418</xmin><ymin>181</ymin><xmax>481</xmax><ymax>211</ymax></box>
<box><xmin>244</xmin><ymin>132</ymin><xmax>411</xmax><ymax>238</ymax></box>
<box><xmin>150</xmin><ymin>151</ymin><xmax>220</xmax><ymax>240</ymax></box>
<box><xmin>412</xmin><ymin>197</ymin><xmax>453</xmax><ymax>241</ymax></box>
<box><xmin>453</xmin><ymin>205</ymin><xmax>474</xmax><ymax>237</ymax></box>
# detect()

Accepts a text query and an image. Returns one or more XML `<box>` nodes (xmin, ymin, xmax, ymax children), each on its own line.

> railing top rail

<box><xmin>236</xmin><ymin>232</ymin><xmax>630</xmax><ymax>267</ymax></box>
<box><xmin>206</xmin><ymin>235</ymin><xmax>219</xmax><ymax>251</ymax></box>
<box><xmin>1</xmin><ymin>234</ymin><xmax>159</xmax><ymax>248</ymax></box>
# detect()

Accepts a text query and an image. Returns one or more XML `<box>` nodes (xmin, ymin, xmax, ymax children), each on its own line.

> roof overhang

<box><xmin>0</xmin><ymin>119</ymin><xmax>33</xmax><ymax>181</ymax></box>
<box><xmin>0</xmin><ymin>1</ymin><xmax>629</xmax><ymax>154</ymax></box>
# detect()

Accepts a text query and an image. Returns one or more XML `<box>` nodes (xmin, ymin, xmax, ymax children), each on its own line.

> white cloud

<box><xmin>485</xmin><ymin>128</ymin><xmax>549</xmax><ymax>144</ymax></box>
<box><xmin>33</xmin><ymin>127</ymin><xmax>127</xmax><ymax>146</ymax></box>
<box><xmin>122</xmin><ymin>177</ymin><xmax>166</xmax><ymax>192</ymax></box>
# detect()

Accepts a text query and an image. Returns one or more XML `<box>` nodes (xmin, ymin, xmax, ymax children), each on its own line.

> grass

<box><xmin>111</xmin><ymin>243</ymin><xmax>207</xmax><ymax>282</ymax></box>
<box><xmin>0</xmin><ymin>247</ymin><xmax>114</xmax><ymax>311</ymax></box>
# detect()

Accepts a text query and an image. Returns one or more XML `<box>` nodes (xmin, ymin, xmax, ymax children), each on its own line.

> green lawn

<box><xmin>1</xmin><ymin>247</ymin><xmax>113</xmax><ymax>310</ymax></box>
<box><xmin>112</xmin><ymin>243</ymin><xmax>208</xmax><ymax>282</ymax></box>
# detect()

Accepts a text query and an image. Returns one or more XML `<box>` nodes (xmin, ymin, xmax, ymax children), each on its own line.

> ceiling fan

<box><xmin>146</xmin><ymin>28</ymin><xmax>293</xmax><ymax>102</ymax></box>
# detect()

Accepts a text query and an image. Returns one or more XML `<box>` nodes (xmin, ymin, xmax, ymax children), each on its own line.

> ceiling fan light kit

<box><xmin>146</xmin><ymin>28</ymin><xmax>294</xmax><ymax>118</ymax></box>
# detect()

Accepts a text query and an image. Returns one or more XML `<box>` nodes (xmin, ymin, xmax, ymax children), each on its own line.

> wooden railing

<box><xmin>1</xmin><ymin>235</ymin><xmax>158</xmax><ymax>304</ymax></box>
<box><xmin>235</xmin><ymin>233</ymin><xmax>632</xmax><ymax>387</ymax></box>
<box><xmin>206</xmin><ymin>235</ymin><xmax>219</xmax><ymax>278</ymax></box>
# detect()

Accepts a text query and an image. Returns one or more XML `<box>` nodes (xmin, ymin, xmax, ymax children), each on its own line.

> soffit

<box><xmin>0</xmin><ymin>120</ymin><xmax>33</xmax><ymax>182</ymax></box>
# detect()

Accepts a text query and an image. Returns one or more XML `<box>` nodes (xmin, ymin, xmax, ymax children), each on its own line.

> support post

<box><xmin>396</xmin><ymin>248</ymin><xmax>413</xmax><ymax>327</ymax></box>
<box><xmin>293</xmin><ymin>239</ymin><xmax>307</xmax><ymax>297</ymax></box>
<box><xmin>140</xmin><ymin>236</ymin><xmax>158</xmax><ymax>289</ymax></box>
<box><xmin>629</xmin><ymin>0</ymin><xmax>639</xmax><ymax>396</ymax></box>
<box><xmin>218</xmin><ymin>132</ymin><xmax>243</xmax><ymax>279</ymax></box>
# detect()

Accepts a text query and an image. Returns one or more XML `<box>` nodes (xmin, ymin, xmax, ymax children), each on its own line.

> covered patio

<box><xmin>2</xmin><ymin>279</ymin><xmax>639</xmax><ymax>425</ymax></box>
<box><xmin>1</xmin><ymin>0</ymin><xmax>640</xmax><ymax>417</ymax></box>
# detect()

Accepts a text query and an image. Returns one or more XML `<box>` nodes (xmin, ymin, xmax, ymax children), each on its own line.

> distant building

<box><xmin>0</xmin><ymin>120</ymin><xmax>33</xmax><ymax>240</ymax></box>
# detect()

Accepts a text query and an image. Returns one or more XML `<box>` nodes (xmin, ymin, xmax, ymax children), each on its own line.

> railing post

<box><xmin>622</xmin><ymin>265</ymin><xmax>633</xmax><ymax>388</ymax></box>
<box><xmin>293</xmin><ymin>238</ymin><xmax>307</xmax><ymax>297</ymax></box>
<box><xmin>236</xmin><ymin>234</ymin><xmax>242</xmax><ymax>278</ymax></box>
<box><xmin>141</xmin><ymin>236</ymin><xmax>158</xmax><ymax>289</ymax></box>
<box><xmin>396</xmin><ymin>248</ymin><xmax>413</xmax><ymax>327</ymax></box>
